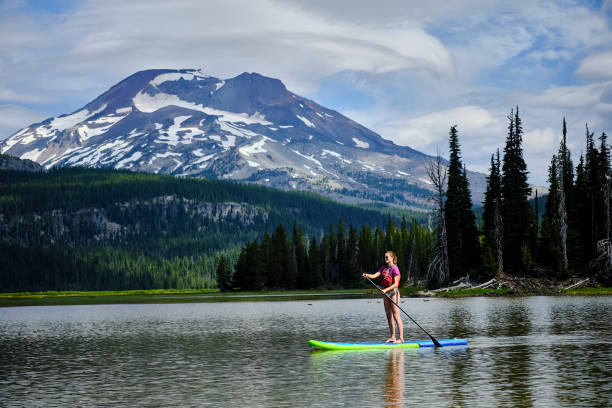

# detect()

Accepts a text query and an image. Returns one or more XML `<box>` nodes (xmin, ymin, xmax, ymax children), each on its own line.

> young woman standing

<box><xmin>362</xmin><ymin>251</ymin><xmax>404</xmax><ymax>343</ymax></box>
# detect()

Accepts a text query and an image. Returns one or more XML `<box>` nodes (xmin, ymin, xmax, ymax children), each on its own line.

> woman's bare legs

<box><xmin>390</xmin><ymin>292</ymin><xmax>404</xmax><ymax>343</ymax></box>
<box><xmin>384</xmin><ymin>296</ymin><xmax>396</xmax><ymax>342</ymax></box>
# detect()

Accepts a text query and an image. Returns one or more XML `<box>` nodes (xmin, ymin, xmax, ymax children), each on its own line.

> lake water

<box><xmin>1</xmin><ymin>296</ymin><xmax>610</xmax><ymax>407</ymax></box>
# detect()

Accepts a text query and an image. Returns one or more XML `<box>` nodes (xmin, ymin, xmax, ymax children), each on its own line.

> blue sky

<box><xmin>1</xmin><ymin>0</ymin><xmax>611</xmax><ymax>185</ymax></box>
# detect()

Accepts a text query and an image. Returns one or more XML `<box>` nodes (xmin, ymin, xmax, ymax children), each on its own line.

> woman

<box><xmin>362</xmin><ymin>251</ymin><xmax>404</xmax><ymax>343</ymax></box>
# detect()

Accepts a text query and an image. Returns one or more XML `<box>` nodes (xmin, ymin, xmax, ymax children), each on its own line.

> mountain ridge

<box><xmin>1</xmin><ymin>68</ymin><xmax>486</xmax><ymax>207</ymax></box>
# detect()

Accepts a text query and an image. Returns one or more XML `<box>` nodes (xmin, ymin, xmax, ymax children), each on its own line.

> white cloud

<box><xmin>376</xmin><ymin>105</ymin><xmax>501</xmax><ymax>149</ymax></box>
<box><xmin>0</xmin><ymin>104</ymin><xmax>48</xmax><ymax>142</ymax></box>
<box><xmin>0</xmin><ymin>0</ymin><xmax>455</xmax><ymax>99</ymax></box>
<box><xmin>524</xmin><ymin>127</ymin><xmax>556</xmax><ymax>154</ymax></box>
<box><xmin>576</xmin><ymin>52</ymin><xmax>612</xmax><ymax>80</ymax></box>
<box><xmin>524</xmin><ymin>82</ymin><xmax>607</xmax><ymax>108</ymax></box>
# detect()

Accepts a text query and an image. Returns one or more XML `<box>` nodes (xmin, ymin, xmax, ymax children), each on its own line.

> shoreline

<box><xmin>0</xmin><ymin>286</ymin><xmax>610</xmax><ymax>307</ymax></box>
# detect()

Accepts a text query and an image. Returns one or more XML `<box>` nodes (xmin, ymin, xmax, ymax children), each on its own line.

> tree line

<box><xmin>219</xmin><ymin>217</ymin><xmax>433</xmax><ymax>291</ymax></box>
<box><xmin>224</xmin><ymin>107</ymin><xmax>611</xmax><ymax>290</ymax></box>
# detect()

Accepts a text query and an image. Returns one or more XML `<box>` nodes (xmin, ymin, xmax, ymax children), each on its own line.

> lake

<box><xmin>1</xmin><ymin>296</ymin><xmax>610</xmax><ymax>407</ymax></box>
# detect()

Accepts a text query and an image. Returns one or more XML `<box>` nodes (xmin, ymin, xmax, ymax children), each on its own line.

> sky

<box><xmin>1</xmin><ymin>0</ymin><xmax>611</xmax><ymax>185</ymax></box>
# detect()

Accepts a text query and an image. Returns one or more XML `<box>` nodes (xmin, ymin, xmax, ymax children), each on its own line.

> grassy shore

<box><xmin>1</xmin><ymin>286</ymin><xmax>610</xmax><ymax>307</ymax></box>
<box><xmin>0</xmin><ymin>288</ymin><xmax>371</xmax><ymax>307</ymax></box>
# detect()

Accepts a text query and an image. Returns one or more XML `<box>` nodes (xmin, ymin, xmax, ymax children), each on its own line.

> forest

<box><xmin>228</xmin><ymin>108</ymin><xmax>611</xmax><ymax>290</ymax></box>
<box><xmin>0</xmin><ymin>168</ymin><xmax>400</xmax><ymax>291</ymax></box>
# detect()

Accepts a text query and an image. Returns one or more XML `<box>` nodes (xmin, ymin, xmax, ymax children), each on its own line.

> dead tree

<box><xmin>425</xmin><ymin>149</ymin><xmax>449</xmax><ymax>284</ymax></box>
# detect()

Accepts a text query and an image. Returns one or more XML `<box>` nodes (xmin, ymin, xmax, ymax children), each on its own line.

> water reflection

<box><xmin>1</xmin><ymin>297</ymin><xmax>610</xmax><ymax>407</ymax></box>
<box><xmin>384</xmin><ymin>349</ymin><xmax>404</xmax><ymax>407</ymax></box>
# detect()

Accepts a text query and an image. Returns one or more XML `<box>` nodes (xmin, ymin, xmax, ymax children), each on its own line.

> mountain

<box><xmin>1</xmin><ymin>69</ymin><xmax>486</xmax><ymax>207</ymax></box>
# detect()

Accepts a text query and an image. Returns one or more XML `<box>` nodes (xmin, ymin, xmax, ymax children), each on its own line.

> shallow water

<box><xmin>1</xmin><ymin>296</ymin><xmax>610</xmax><ymax>407</ymax></box>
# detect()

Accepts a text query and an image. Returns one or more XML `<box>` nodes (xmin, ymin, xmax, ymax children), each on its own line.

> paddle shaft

<box><xmin>365</xmin><ymin>276</ymin><xmax>442</xmax><ymax>347</ymax></box>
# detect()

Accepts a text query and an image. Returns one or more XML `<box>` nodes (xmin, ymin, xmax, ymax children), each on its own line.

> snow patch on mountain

<box><xmin>51</xmin><ymin>104</ymin><xmax>108</xmax><ymax>132</ymax></box>
<box><xmin>133</xmin><ymin>90</ymin><xmax>271</xmax><ymax>125</ymax></box>
<box><xmin>116</xmin><ymin>151</ymin><xmax>143</xmax><ymax>169</ymax></box>
<box><xmin>296</xmin><ymin>115</ymin><xmax>315</xmax><ymax>128</ymax></box>
<box><xmin>352</xmin><ymin>138</ymin><xmax>369</xmax><ymax>149</ymax></box>
<box><xmin>150</xmin><ymin>70</ymin><xmax>209</xmax><ymax>86</ymax></box>
<box><xmin>239</xmin><ymin>138</ymin><xmax>268</xmax><ymax>157</ymax></box>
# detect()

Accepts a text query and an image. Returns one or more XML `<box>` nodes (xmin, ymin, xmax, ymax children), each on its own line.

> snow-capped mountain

<box><xmin>1</xmin><ymin>69</ymin><xmax>486</xmax><ymax>208</ymax></box>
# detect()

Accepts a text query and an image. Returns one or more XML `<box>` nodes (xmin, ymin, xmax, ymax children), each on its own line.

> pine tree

<box><xmin>444</xmin><ymin>125</ymin><xmax>480</xmax><ymax>279</ymax></box>
<box><xmin>344</xmin><ymin>224</ymin><xmax>360</xmax><ymax>287</ymax></box>
<box><xmin>501</xmin><ymin>107</ymin><xmax>533</xmax><ymax>274</ymax></box>
<box><xmin>572</xmin><ymin>153</ymin><xmax>588</xmax><ymax>268</ymax></box>
<box><xmin>482</xmin><ymin>151</ymin><xmax>503</xmax><ymax>276</ymax></box>
<box><xmin>308</xmin><ymin>237</ymin><xmax>323</xmax><ymax>288</ymax></box>
<box><xmin>216</xmin><ymin>254</ymin><xmax>232</xmax><ymax>291</ymax></box>
<box><xmin>599</xmin><ymin>132</ymin><xmax>610</xmax><ymax>241</ymax></box>
<box><xmin>583</xmin><ymin>124</ymin><xmax>603</xmax><ymax>260</ymax></box>
<box><xmin>293</xmin><ymin>222</ymin><xmax>308</xmax><ymax>289</ymax></box>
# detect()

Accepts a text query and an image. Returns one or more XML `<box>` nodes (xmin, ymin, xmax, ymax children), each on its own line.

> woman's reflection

<box><xmin>384</xmin><ymin>349</ymin><xmax>404</xmax><ymax>407</ymax></box>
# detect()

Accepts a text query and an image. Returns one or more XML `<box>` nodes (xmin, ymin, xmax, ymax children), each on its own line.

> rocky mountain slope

<box><xmin>1</xmin><ymin>69</ymin><xmax>486</xmax><ymax>208</ymax></box>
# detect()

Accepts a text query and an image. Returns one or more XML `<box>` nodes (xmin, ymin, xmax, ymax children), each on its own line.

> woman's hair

<box><xmin>385</xmin><ymin>251</ymin><xmax>398</xmax><ymax>265</ymax></box>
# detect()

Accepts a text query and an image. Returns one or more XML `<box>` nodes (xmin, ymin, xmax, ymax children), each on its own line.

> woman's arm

<box><xmin>362</xmin><ymin>271</ymin><xmax>381</xmax><ymax>279</ymax></box>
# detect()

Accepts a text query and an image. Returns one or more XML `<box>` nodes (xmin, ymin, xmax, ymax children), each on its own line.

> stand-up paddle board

<box><xmin>309</xmin><ymin>338</ymin><xmax>467</xmax><ymax>350</ymax></box>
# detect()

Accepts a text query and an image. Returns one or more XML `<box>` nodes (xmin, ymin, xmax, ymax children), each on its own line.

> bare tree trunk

<box><xmin>596</xmin><ymin>239</ymin><xmax>611</xmax><ymax>276</ymax></box>
<box><xmin>425</xmin><ymin>150</ymin><xmax>449</xmax><ymax>283</ymax></box>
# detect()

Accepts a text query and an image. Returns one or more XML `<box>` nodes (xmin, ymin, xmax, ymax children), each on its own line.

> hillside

<box><xmin>0</xmin><ymin>166</ymin><xmax>418</xmax><ymax>291</ymax></box>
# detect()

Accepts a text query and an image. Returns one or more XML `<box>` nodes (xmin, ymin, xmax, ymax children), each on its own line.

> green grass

<box><xmin>558</xmin><ymin>287</ymin><xmax>612</xmax><ymax>296</ymax></box>
<box><xmin>0</xmin><ymin>288</ymin><xmax>220</xmax><ymax>298</ymax></box>
<box><xmin>0</xmin><ymin>288</ymin><xmax>370</xmax><ymax>307</ymax></box>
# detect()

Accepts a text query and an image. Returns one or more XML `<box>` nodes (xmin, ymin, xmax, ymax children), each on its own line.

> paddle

<box><xmin>364</xmin><ymin>276</ymin><xmax>442</xmax><ymax>348</ymax></box>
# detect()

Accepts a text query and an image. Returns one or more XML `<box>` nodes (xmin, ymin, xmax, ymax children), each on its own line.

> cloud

<box><xmin>0</xmin><ymin>104</ymin><xmax>48</xmax><ymax>141</ymax></box>
<box><xmin>524</xmin><ymin>82</ymin><xmax>608</xmax><ymax>108</ymax></box>
<box><xmin>371</xmin><ymin>105</ymin><xmax>508</xmax><ymax>179</ymax></box>
<box><xmin>0</xmin><ymin>0</ymin><xmax>455</xmax><ymax>101</ymax></box>
<box><xmin>524</xmin><ymin>127</ymin><xmax>556</xmax><ymax>154</ymax></box>
<box><xmin>576</xmin><ymin>51</ymin><xmax>612</xmax><ymax>80</ymax></box>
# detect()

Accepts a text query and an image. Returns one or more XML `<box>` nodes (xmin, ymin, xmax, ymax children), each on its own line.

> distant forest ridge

<box><xmin>0</xmin><ymin>167</ymin><xmax>422</xmax><ymax>291</ymax></box>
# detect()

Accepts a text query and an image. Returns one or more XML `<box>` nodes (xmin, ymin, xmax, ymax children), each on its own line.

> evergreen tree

<box><xmin>307</xmin><ymin>237</ymin><xmax>323</xmax><ymax>288</ymax></box>
<box><xmin>583</xmin><ymin>124</ymin><xmax>604</xmax><ymax>260</ymax></box>
<box><xmin>232</xmin><ymin>241</ymin><xmax>264</xmax><ymax>290</ymax></box>
<box><xmin>216</xmin><ymin>254</ymin><xmax>232</xmax><ymax>291</ymax></box>
<box><xmin>444</xmin><ymin>125</ymin><xmax>480</xmax><ymax>279</ymax></box>
<box><xmin>501</xmin><ymin>107</ymin><xmax>533</xmax><ymax>274</ymax></box>
<box><xmin>572</xmin><ymin>153</ymin><xmax>588</xmax><ymax>268</ymax></box>
<box><xmin>599</xmin><ymin>132</ymin><xmax>610</xmax><ymax>241</ymax></box>
<box><xmin>359</xmin><ymin>224</ymin><xmax>375</xmax><ymax>275</ymax></box>
<box><xmin>540</xmin><ymin>155</ymin><xmax>562</xmax><ymax>272</ymax></box>
<box><xmin>293</xmin><ymin>221</ymin><xmax>309</xmax><ymax>289</ymax></box>
<box><xmin>344</xmin><ymin>224</ymin><xmax>360</xmax><ymax>287</ymax></box>
<box><xmin>482</xmin><ymin>151</ymin><xmax>502</xmax><ymax>276</ymax></box>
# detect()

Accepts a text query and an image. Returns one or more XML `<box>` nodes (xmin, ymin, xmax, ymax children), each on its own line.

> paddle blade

<box><xmin>432</xmin><ymin>337</ymin><xmax>442</xmax><ymax>347</ymax></box>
